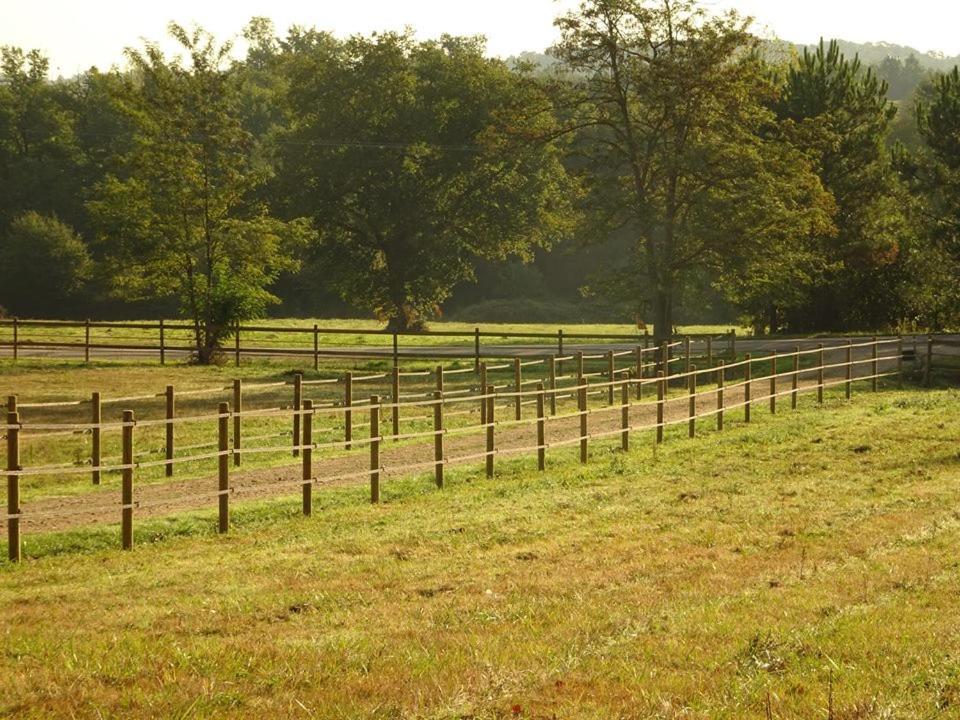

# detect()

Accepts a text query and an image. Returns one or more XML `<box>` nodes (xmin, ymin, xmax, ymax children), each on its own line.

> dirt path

<box><xmin>19</xmin><ymin>371</ymin><xmax>872</xmax><ymax>535</ymax></box>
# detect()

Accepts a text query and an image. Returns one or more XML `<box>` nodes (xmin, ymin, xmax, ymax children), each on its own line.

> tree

<box><xmin>773</xmin><ymin>40</ymin><xmax>908</xmax><ymax>331</ymax></box>
<box><xmin>89</xmin><ymin>24</ymin><xmax>312</xmax><ymax>363</ymax></box>
<box><xmin>554</xmin><ymin>0</ymin><xmax>833</xmax><ymax>343</ymax></box>
<box><xmin>0</xmin><ymin>212</ymin><xmax>92</xmax><ymax>315</ymax></box>
<box><xmin>276</xmin><ymin>31</ymin><xmax>575</xmax><ymax>330</ymax></box>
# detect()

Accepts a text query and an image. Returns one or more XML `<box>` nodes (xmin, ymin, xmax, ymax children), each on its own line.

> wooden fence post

<box><xmin>536</xmin><ymin>381</ymin><xmax>546</xmax><ymax>471</ymax></box>
<box><xmin>897</xmin><ymin>336</ymin><xmax>903</xmax><ymax>389</ymax></box>
<box><xmin>548</xmin><ymin>356</ymin><xmax>557</xmax><ymax>416</ymax></box>
<box><xmin>872</xmin><ymin>336</ymin><xmax>879</xmax><ymax>392</ymax></box>
<box><xmin>557</xmin><ymin>329</ymin><xmax>564</xmax><ymax>375</ymax></box>
<box><xmin>578</xmin><ymin>380</ymin><xmax>588</xmax><ymax>464</ymax></box>
<box><xmin>11</xmin><ymin>318</ymin><xmax>18</xmax><ymax>362</ymax></box>
<box><xmin>845</xmin><ymin>341</ymin><xmax>853</xmax><ymax>400</ymax></box>
<box><xmin>706</xmin><ymin>336</ymin><xmax>713</xmax><ymax>368</ymax></box>
<box><xmin>370</xmin><ymin>396</ymin><xmax>381</xmax><ymax>503</ymax></box>
<box><xmin>688</xmin><ymin>365</ymin><xmax>697</xmax><ymax>438</ymax></box>
<box><xmin>769</xmin><ymin>351</ymin><xmax>777</xmax><ymax>415</ymax></box>
<box><xmin>91</xmin><ymin>392</ymin><xmax>101</xmax><ymax>485</ymax></box>
<box><xmin>817</xmin><ymin>344</ymin><xmax>825</xmax><ymax>404</ymax></box>
<box><xmin>792</xmin><ymin>347</ymin><xmax>799</xmax><ymax>410</ymax></box>
<box><xmin>6</xmin><ymin>396</ymin><xmax>13</xmax><ymax>412</ymax></box>
<box><xmin>392</xmin><ymin>333</ymin><xmax>399</xmax><ymax>368</ymax></box>
<box><xmin>159</xmin><ymin>319</ymin><xmax>165</xmax><ymax>365</ymax></box>
<box><xmin>391</xmin><ymin>366</ymin><xmax>400</xmax><ymax>440</ymax></box>
<box><xmin>479</xmin><ymin>362</ymin><xmax>488</xmax><ymax>426</ymax></box>
<box><xmin>474</xmin><ymin>327</ymin><xmax>481</xmax><ymax>374</ymax></box>
<box><xmin>302</xmin><ymin>399</ymin><xmax>312</xmax><ymax>516</ymax></box>
<box><xmin>744</xmin><ymin>354</ymin><xmax>752</xmax><ymax>423</ymax></box>
<box><xmin>576</xmin><ymin>351</ymin><xmax>584</xmax><ymax>383</ymax></box>
<box><xmin>165</xmin><ymin>385</ymin><xmax>174</xmax><ymax>477</ymax></box>
<box><xmin>683</xmin><ymin>336</ymin><xmax>691</xmax><ymax>376</ymax></box>
<box><xmin>659</xmin><ymin>342</ymin><xmax>669</xmax><ymax>379</ymax></box>
<box><xmin>729</xmin><ymin>330</ymin><xmax>736</xmax><ymax>359</ymax></box>
<box><xmin>218</xmin><ymin>402</ymin><xmax>230</xmax><ymax>532</ymax></box>
<box><xmin>514</xmin><ymin>356</ymin><xmax>522</xmax><ymax>421</ymax></box>
<box><xmin>435</xmin><ymin>364</ymin><xmax>444</xmax><ymax>395</ymax></box>
<box><xmin>925</xmin><ymin>336</ymin><xmax>933</xmax><ymax>387</ymax></box>
<box><xmin>233</xmin><ymin>379</ymin><xmax>242</xmax><ymax>467</ymax></box>
<box><xmin>6</xmin><ymin>409</ymin><xmax>20</xmax><ymax>563</ymax></box>
<box><xmin>121</xmin><ymin>409</ymin><xmax>134</xmax><ymax>550</ymax></box>
<box><xmin>717</xmin><ymin>360</ymin><xmax>725</xmax><ymax>431</ymax></box>
<box><xmin>433</xmin><ymin>391</ymin><xmax>444</xmax><ymax>489</ymax></box>
<box><xmin>313</xmin><ymin>324</ymin><xmax>320</xmax><ymax>371</ymax></box>
<box><xmin>621</xmin><ymin>371</ymin><xmax>630</xmax><ymax>452</ymax></box>
<box><xmin>84</xmin><ymin>318</ymin><xmax>91</xmax><ymax>363</ymax></box>
<box><xmin>234</xmin><ymin>324</ymin><xmax>240</xmax><ymax>367</ymax></box>
<box><xmin>292</xmin><ymin>373</ymin><xmax>302</xmax><ymax>457</ymax></box>
<box><xmin>485</xmin><ymin>385</ymin><xmax>495</xmax><ymax>479</ymax></box>
<box><xmin>656</xmin><ymin>371</ymin><xmax>665</xmax><ymax>444</ymax></box>
<box><xmin>344</xmin><ymin>371</ymin><xmax>353</xmax><ymax>450</ymax></box>
<box><xmin>635</xmin><ymin>346</ymin><xmax>644</xmax><ymax>400</ymax></box>
<box><xmin>607</xmin><ymin>350</ymin><xmax>615</xmax><ymax>405</ymax></box>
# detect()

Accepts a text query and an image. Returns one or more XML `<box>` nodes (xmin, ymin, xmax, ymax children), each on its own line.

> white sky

<box><xmin>4</xmin><ymin>0</ymin><xmax>960</xmax><ymax>77</ymax></box>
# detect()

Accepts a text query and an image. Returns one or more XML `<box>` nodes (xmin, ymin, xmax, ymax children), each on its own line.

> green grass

<box><xmin>2</xmin><ymin>386</ymin><xmax>959</xmax><ymax>717</ymax></box>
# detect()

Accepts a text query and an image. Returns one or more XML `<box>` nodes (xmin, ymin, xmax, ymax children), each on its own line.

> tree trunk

<box><xmin>652</xmin><ymin>288</ymin><xmax>673</xmax><ymax>348</ymax></box>
<box><xmin>768</xmin><ymin>303</ymin><xmax>779</xmax><ymax>335</ymax></box>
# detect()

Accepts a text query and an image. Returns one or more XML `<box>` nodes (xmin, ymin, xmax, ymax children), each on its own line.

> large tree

<box><xmin>276</xmin><ymin>31</ymin><xmax>575</xmax><ymax>330</ymax></box>
<box><xmin>89</xmin><ymin>24</ymin><xmax>312</xmax><ymax>362</ymax></box>
<box><xmin>554</xmin><ymin>0</ymin><xmax>833</xmax><ymax>342</ymax></box>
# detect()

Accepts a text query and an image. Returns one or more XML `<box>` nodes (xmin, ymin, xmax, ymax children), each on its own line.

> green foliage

<box><xmin>0</xmin><ymin>212</ymin><xmax>92</xmax><ymax>314</ymax></box>
<box><xmin>276</xmin><ymin>31</ymin><xmax>576</xmax><ymax>330</ymax></box>
<box><xmin>554</xmin><ymin>0</ymin><xmax>833</xmax><ymax>341</ymax></box>
<box><xmin>88</xmin><ymin>24</ymin><xmax>314</xmax><ymax>362</ymax></box>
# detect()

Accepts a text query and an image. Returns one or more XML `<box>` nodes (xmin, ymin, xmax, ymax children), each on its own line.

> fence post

<box><xmin>557</xmin><ymin>329</ymin><xmax>564</xmax><ymax>375</ymax></box>
<box><xmin>621</xmin><ymin>370</ymin><xmax>630</xmax><ymax>451</ymax></box>
<box><xmin>706</xmin><ymin>336</ymin><xmax>713</xmax><ymax>368</ymax></box>
<box><xmin>578</xmin><ymin>380</ymin><xmax>588</xmax><ymax>464</ymax></box>
<box><xmin>872</xmin><ymin>336</ymin><xmax>879</xmax><ymax>392</ymax></box>
<box><xmin>688</xmin><ymin>365</ymin><xmax>697</xmax><ymax>438</ymax></box>
<box><xmin>683</xmin><ymin>336</ymin><xmax>691</xmax><ymax>376</ymax></box>
<box><xmin>292</xmin><ymin>373</ymin><xmax>302</xmax><ymax>457</ymax></box>
<box><xmin>159</xmin><ymin>319</ymin><xmax>165</xmax><ymax>365</ymax></box>
<box><xmin>548</xmin><ymin>356</ymin><xmax>557</xmax><ymax>416</ymax></box>
<box><xmin>817</xmin><ymin>344</ymin><xmax>825</xmax><ymax>404</ymax></box>
<box><xmin>474</xmin><ymin>327</ymin><xmax>481</xmax><ymax>374</ymax></box>
<box><xmin>635</xmin><ymin>346</ymin><xmax>644</xmax><ymax>399</ymax></box>
<box><xmin>485</xmin><ymin>385</ymin><xmax>495</xmax><ymax>479</ymax></box>
<box><xmin>218</xmin><ymin>402</ymin><xmax>230</xmax><ymax>532</ymax></box>
<box><xmin>233</xmin><ymin>379</ymin><xmax>242</xmax><ymax>467</ymax></box>
<box><xmin>165</xmin><ymin>385</ymin><xmax>174</xmax><ymax>477</ymax></box>
<box><xmin>514</xmin><ymin>356</ymin><xmax>522</xmax><ymax>421</ymax></box>
<box><xmin>392</xmin><ymin>333</ymin><xmax>399</xmax><ymax>368</ymax></box>
<box><xmin>769</xmin><ymin>351</ymin><xmax>777</xmax><ymax>415</ymax></box>
<box><xmin>897</xmin><ymin>336</ymin><xmax>903</xmax><ymax>389</ymax></box>
<box><xmin>234</xmin><ymin>324</ymin><xmax>240</xmax><ymax>367</ymax></box>
<box><xmin>433</xmin><ymin>391</ymin><xmax>444</xmax><ymax>489</ymax></box>
<box><xmin>925</xmin><ymin>336</ymin><xmax>933</xmax><ymax>387</ymax></box>
<box><xmin>845</xmin><ymin>341</ymin><xmax>853</xmax><ymax>400</ymax></box>
<box><xmin>121</xmin><ymin>409</ymin><xmax>134</xmax><ymax>550</ymax></box>
<box><xmin>6</xmin><ymin>409</ymin><xmax>20</xmax><ymax>563</ymax></box>
<box><xmin>302</xmin><ymin>399</ymin><xmax>312</xmax><ymax>516</ymax></box>
<box><xmin>13</xmin><ymin>317</ymin><xmax>18</xmax><ymax>362</ymax></box>
<box><xmin>91</xmin><ymin>392</ymin><xmax>101</xmax><ymax>485</ymax></box>
<box><xmin>313</xmin><ymin>324</ymin><xmax>320</xmax><ymax>371</ymax></box>
<box><xmin>656</xmin><ymin>371</ymin><xmax>665</xmax><ymax>444</ymax></box>
<box><xmin>344</xmin><ymin>371</ymin><xmax>353</xmax><ymax>450</ymax></box>
<box><xmin>391</xmin><ymin>366</ymin><xmax>400</xmax><ymax>441</ymax></box>
<box><xmin>659</xmin><ymin>342</ymin><xmax>669</xmax><ymax>379</ymax></box>
<box><xmin>369</xmin><ymin>396</ymin><xmax>381</xmax><ymax>503</ymax></box>
<box><xmin>744</xmin><ymin>354</ymin><xmax>752</xmax><ymax>423</ymax></box>
<box><xmin>537</xmin><ymin>381</ymin><xmax>546</xmax><ymax>471</ymax></box>
<box><xmin>730</xmin><ymin>330</ymin><xmax>736</xmax><ymax>360</ymax></box>
<box><xmin>717</xmin><ymin>360</ymin><xmax>725</xmax><ymax>431</ymax></box>
<box><xmin>607</xmin><ymin>350</ymin><xmax>615</xmax><ymax>405</ymax></box>
<box><xmin>576</xmin><ymin>351</ymin><xmax>584</xmax><ymax>383</ymax></box>
<box><xmin>792</xmin><ymin>347</ymin><xmax>800</xmax><ymax>410</ymax></box>
<box><xmin>479</xmin><ymin>362</ymin><xmax>488</xmax><ymax>426</ymax></box>
<box><xmin>84</xmin><ymin>318</ymin><xmax>91</xmax><ymax>363</ymax></box>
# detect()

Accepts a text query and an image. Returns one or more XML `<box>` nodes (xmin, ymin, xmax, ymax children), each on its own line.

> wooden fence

<box><xmin>2</xmin><ymin>338</ymin><xmax>910</xmax><ymax>563</ymax></box>
<box><xmin>0</xmin><ymin>317</ymin><xmax>736</xmax><ymax>368</ymax></box>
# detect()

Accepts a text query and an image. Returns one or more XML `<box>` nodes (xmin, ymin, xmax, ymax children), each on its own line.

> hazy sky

<box><xmin>5</xmin><ymin>0</ymin><xmax>960</xmax><ymax>77</ymax></box>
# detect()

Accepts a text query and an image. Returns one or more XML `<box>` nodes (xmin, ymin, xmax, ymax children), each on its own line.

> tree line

<box><xmin>1</xmin><ymin>0</ymin><xmax>958</xmax><ymax>358</ymax></box>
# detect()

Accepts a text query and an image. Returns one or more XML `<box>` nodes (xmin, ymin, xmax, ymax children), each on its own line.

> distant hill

<box><xmin>803</xmin><ymin>40</ymin><xmax>960</xmax><ymax>72</ymax></box>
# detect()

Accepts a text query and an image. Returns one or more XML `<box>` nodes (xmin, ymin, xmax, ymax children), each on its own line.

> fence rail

<box><xmin>1</xmin><ymin>337</ymin><xmax>923</xmax><ymax>563</ymax></box>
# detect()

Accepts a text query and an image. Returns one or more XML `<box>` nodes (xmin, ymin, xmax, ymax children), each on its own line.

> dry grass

<box><xmin>1</xmin><ymin>386</ymin><xmax>959</xmax><ymax>718</ymax></box>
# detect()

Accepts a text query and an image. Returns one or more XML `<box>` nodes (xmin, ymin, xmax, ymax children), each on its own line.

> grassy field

<box><xmin>0</xmin><ymin>318</ymin><xmax>745</xmax><ymax>355</ymax></box>
<box><xmin>2</xmin><ymin>385</ymin><xmax>959</xmax><ymax>718</ymax></box>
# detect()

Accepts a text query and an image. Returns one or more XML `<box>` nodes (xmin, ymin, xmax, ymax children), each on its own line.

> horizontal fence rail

<box><xmin>0</xmin><ymin>337</ymin><xmax>923</xmax><ymax>563</ymax></box>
